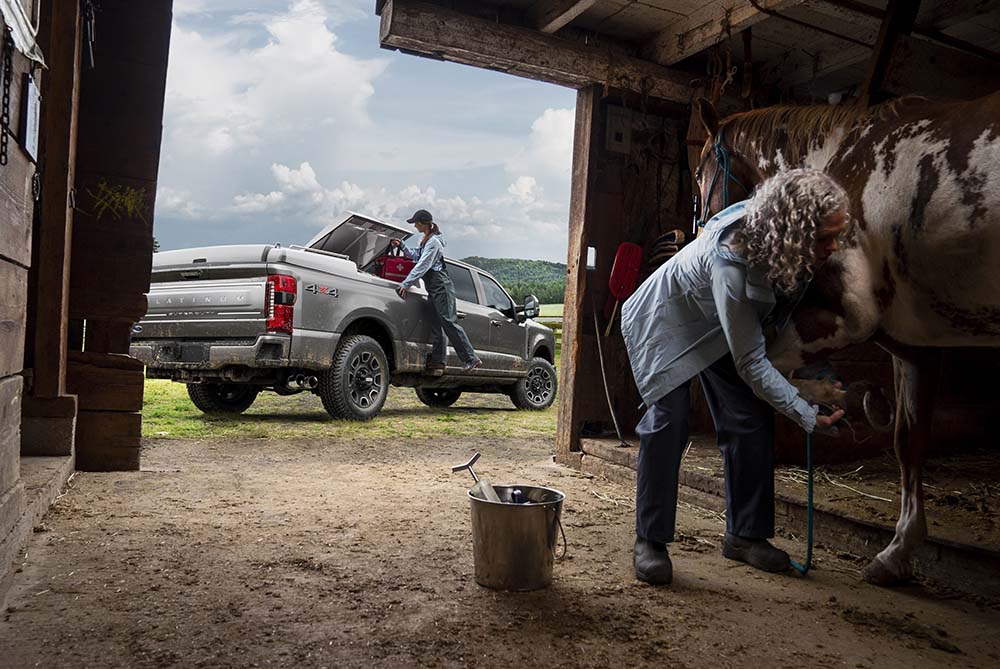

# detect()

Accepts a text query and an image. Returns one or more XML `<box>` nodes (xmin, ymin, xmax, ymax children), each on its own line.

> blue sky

<box><xmin>154</xmin><ymin>0</ymin><xmax>577</xmax><ymax>262</ymax></box>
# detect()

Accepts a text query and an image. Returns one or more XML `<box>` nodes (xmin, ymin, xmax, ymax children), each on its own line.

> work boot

<box><xmin>721</xmin><ymin>533</ymin><xmax>791</xmax><ymax>573</ymax></box>
<box><xmin>463</xmin><ymin>358</ymin><xmax>482</xmax><ymax>371</ymax></box>
<box><xmin>634</xmin><ymin>537</ymin><xmax>673</xmax><ymax>585</ymax></box>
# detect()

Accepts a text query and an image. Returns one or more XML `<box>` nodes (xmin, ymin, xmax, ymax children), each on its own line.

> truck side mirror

<box><xmin>522</xmin><ymin>295</ymin><xmax>540</xmax><ymax>320</ymax></box>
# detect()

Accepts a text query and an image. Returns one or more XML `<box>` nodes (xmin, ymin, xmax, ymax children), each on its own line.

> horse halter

<box><xmin>694</xmin><ymin>128</ymin><xmax>755</xmax><ymax>231</ymax></box>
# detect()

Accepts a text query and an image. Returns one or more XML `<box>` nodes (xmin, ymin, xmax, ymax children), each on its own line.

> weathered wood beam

<box><xmin>527</xmin><ymin>0</ymin><xmax>598</xmax><ymax>34</ymax></box>
<box><xmin>556</xmin><ymin>86</ymin><xmax>600</xmax><ymax>463</ymax></box>
<box><xmin>33</xmin><ymin>0</ymin><xmax>82</xmax><ymax>398</ymax></box>
<box><xmin>643</xmin><ymin>0</ymin><xmax>807</xmax><ymax>66</ymax></box>
<box><xmin>380</xmin><ymin>0</ymin><xmax>693</xmax><ymax>102</ymax></box>
<box><xmin>779</xmin><ymin>0</ymin><xmax>1000</xmax><ymax>87</ymax></box>
<box><xmin>883</xmin><ymin>34</ymin><xmax>1000</xmax><ymax>99</ymax></box>
<box><xmin>859</xmin><ymin>0</ymin><xmax>922</xmax><ymax>106</ymax></box>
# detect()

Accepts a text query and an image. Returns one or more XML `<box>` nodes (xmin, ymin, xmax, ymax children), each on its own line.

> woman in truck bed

<box><xmin>392</xmin><ymin>209</ymin><xmax>482</xmax><ymax>375</ymax></box>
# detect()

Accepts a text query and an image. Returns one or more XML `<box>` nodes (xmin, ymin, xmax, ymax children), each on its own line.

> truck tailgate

<box><xmin>137</xmin><ymin>278</ymin><xmax>269</xmax><ymax>340</ymax></box>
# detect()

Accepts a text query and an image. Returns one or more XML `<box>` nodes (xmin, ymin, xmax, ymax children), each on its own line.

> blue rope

<box><xmin>790</xmin><ymin>431</ymin><xmax>814</xmax><ymax>575</ymax></box>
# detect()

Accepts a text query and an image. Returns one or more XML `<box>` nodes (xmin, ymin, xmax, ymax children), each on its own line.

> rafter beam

<box><xmin>380</xmin><ymin>0</ymin><xmax>693</xmax><ymax>102</ymax></box>
<box><xmin>527</xmin><ymin>0</ymin><xmax>598</xmax><ymax>34</ymax></box>
<box><xmin>643</xmin><ymin>0</ymin><xmax>807</xmax><ymax>66</ymax></box>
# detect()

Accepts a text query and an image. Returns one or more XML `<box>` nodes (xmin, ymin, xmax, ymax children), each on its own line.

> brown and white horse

<box><xmin>693</xmin><ymin>92</ymin><xmax>1000</xmax><ymax>585</ymax></box>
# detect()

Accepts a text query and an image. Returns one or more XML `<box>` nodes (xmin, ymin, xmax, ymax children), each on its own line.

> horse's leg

<box><xmin>862</xmin><ymin>349</ymin><xmax>941</xmax><ymax>586</ymax></box>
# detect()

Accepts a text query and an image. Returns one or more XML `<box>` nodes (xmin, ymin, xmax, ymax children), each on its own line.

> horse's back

<box><xmin>833</xmin><ymin>92</ymin><xmax>1000</xmax><ymax>346</ymax></box>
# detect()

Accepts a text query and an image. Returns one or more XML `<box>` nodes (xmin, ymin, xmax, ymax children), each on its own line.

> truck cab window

<box><xmin>480</xmin><ymin>275</ymin><xmax>514</xmax><ymax>313</ymax></box>
<box><xmin>446</xmin><ymin>263</ymin><xmax>478</xmax><ymax>303</ymax></box>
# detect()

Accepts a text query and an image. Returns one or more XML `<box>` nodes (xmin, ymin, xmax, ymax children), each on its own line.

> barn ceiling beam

<box><xmin>527</xmin><ymin>0</ymin><xmax>598</xmax><ymax>34</ymax></box>
<box><xmin>379</xmin><ymin>0</ymin><xmax>694</xmax><ymax>102</ymax></box>
<box><xmin>859</xmin><ymin>0</ymin><xmax>922</xmax><ymax>106</ymax></box>
<box><xmin>780</xmin><ymin>0</ymin><xmax>1000</xmax><ymax>87</ymax></box>
<box><xmin>882</xmin><ymin>34</ymin><xmax>1000</xmax><ymax>100</ymax></box>
<box><xmin>643</xmin><ymin>0</ymin><xmax>808</xmax><ymax>66</ymax></box>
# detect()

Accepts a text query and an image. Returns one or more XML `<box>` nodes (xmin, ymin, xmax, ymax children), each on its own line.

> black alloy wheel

<box><xmin>319</xmin><ymin>334</ymin><xmax>390</xmax><ymax>420</ymax></box>
<box><xmin>509</xmin><ymin>357</ymin><xmax>557</xmax><ymax>410</ymax></box>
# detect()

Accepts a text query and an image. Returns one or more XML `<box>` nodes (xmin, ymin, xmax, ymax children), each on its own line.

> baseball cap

<box><xmin>407</xmin><ymin>209</ymin><xmax>433</xmax><ymax>224</ymax></box>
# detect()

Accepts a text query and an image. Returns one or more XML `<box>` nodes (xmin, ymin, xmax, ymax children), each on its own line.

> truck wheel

<box><xmin>186</xmin><ymin>383</ymin><xmax>260</xmax><ymax>414</ymax></box>
<box><xmin>319</xmin><ymin>334</ymin><xmax>389</xmax><ymax>421</ymax></box>
<box><xmin>415</xmin><ymin>387</ymin><xmax>462</xmax><ymax>408</ymax></box>
<box><xmin>509</xmin><ymin>358</ymin><xmax>557</xmax><ymax>410</ymax></box>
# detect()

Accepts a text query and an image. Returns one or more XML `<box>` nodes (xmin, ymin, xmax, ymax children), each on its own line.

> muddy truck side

<box><xmin>130</xmin><ymin>213</ymin><xmax>557</xmax><ymax>420</ymax></box>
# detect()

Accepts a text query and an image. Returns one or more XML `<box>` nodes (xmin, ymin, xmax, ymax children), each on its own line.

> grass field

<box><xmin>538</xmin><ymin>303</ymin><xmax>563</xmax><ymax>318</ymax></box>
<box><xmin>142</xmin><ymin>375</ymin><xmax>559</xmax><ymax>442</ymax></box>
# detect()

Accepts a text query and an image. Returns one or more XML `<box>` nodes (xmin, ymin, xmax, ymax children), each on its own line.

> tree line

<box><xmin>461</xmin><ymin>257</ymin><xmax>566</xmax><ymax>304</ymax></box>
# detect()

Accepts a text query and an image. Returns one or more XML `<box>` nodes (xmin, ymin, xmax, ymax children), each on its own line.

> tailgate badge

<box><xmin>305</xmin><ymin>284</ymin><xmax>338</xmax><ymax>298</ymax></box>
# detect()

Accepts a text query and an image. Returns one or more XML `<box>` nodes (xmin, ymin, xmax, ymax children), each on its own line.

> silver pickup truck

<box><xmin>130</xmin><ymin>213</ymin><xmax>558</xmax><ymax>420</ymax></box>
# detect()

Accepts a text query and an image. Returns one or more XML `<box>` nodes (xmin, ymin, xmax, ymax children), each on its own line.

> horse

<box><xmin>691</xmin><ymin>91</ymin><xmax>1000</xmax><ymax>585</ymax></box>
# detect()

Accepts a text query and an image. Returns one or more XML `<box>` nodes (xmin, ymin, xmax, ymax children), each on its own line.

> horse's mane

<box><xmin>721</xmin><ymin>97</ymin><xmax>925</xmax><ymax>160</ymax></box>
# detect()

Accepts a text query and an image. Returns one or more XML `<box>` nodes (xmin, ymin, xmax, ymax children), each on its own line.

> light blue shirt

<box><xmin>621</xmin><ymin>201</ymin><xmax>818</xmax><ymax>432</ymax></box>
<box><xmin>399</xmin><ymin>235</ymin><xmax>446</xmax><ymax>289</ymax></box>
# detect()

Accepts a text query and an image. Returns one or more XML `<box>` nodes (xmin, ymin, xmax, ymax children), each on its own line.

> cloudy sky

<box><xmin>154</xmin><ymin>0</ymin><xmax>577</xmax><ymax>262</ymax></box>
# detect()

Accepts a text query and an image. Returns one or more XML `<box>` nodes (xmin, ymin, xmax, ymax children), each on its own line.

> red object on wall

<box><xmin>604</xmin><ymin>242</ymin><xmax>643</xmax><ymax>321</ymax></box>
<box><xmin>375</xmin><ymin>255</ymin><xmax>416</xmax><ymax>283</ymax></box>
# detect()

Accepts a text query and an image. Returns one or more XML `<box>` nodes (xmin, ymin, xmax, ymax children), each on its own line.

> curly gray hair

<box><xmin>734</xmin><ymin>168</ymin><xmax>851</xmax><ymax>295</ymax></box>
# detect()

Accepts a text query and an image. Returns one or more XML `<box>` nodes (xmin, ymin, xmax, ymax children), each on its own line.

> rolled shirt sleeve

<box><xmin>711</xmin><ymin>261</ymin><xmax>819</xmax><ymax>432</ymax></box>
<box><xmin>398</xmin><ymin>244</ymin><xmax>418</xmax><ymax>261</ymax></box>
<box><xmin>400</xmin><ymin>237</ymin><xmax>443</xmax><ymax>289</ymax></box>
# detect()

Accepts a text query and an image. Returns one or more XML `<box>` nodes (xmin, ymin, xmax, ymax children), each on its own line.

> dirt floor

<box><xmin>2</xmin><ymin>435</ymin><xmax>1000</xmax><ymax>668</ymax></box>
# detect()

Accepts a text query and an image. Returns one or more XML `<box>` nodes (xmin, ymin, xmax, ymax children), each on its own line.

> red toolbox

<box><xmin>375</xmin><ymin>253</ymin><xmax>415</xmax><ymax>283</ymax></box>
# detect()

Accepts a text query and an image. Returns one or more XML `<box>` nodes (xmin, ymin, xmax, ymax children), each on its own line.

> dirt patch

<box><xmin>2</xmin><ymin>436</ymin><xmax>999</xmax><ymax>668</ymax></box>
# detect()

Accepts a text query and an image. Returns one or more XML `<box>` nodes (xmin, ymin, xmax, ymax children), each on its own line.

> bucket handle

<box><xmin>553</xmin><ymin>514</ymin><xmax>568</xmax><ymax>561</ymax></box>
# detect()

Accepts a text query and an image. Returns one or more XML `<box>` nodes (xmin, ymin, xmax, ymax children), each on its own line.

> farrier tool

<box><xmin>452</xmin><ymin>452</ymin><xmax>501</xmax><ymax>503</ymax></box>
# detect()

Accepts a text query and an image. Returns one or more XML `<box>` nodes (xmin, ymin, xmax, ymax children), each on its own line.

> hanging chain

<box><xmin>0</xmin><ymin>27</ymin><xmax>14</xmax><ymax>166</ymax></box>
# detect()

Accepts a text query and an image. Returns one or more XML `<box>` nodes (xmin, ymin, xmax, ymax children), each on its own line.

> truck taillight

<box><xmin>266</xmin><ymin>274</ymin><xmax>296</xmax><ymax>334</ymax></box>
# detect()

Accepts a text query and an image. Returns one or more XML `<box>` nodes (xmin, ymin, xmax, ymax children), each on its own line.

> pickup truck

<box><xmin>129</xmin><ymin>213</ymin><xmax>558</xmax><ymax>420</ymax></box>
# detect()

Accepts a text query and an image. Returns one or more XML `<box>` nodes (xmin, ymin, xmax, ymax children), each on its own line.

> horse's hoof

<box><xmin>861</xmin><ymin>557</ymin><xmax>911</xmax><ymax>586</ymax></box>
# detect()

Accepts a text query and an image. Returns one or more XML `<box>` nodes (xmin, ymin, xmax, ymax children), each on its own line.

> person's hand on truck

<box><xmin>396</xmin><ymin>285</ymin><xmax>409</xmax><ymax>298</ymax></box>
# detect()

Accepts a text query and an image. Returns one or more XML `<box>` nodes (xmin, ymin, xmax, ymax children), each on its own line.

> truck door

<box><xmin>478</xmin><ymin>273</ymin><xmax>528</xmax><ymax>373</ymax></box>
<box><xmin>444</xmin><ymin>262</ymin><xmax>494</xmax><ymax>366</ymax></box>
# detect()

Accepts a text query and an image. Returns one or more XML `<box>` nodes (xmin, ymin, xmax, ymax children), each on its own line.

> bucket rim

<box><xmin>467</xmin><ymin>484</ymin><xmax>566</xmax><ymax>506</ymax></box>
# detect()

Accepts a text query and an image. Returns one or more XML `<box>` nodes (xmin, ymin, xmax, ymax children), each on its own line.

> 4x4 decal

<box><xmin>304</xmin><ymin>284</ymin><xmax>339</xmax><ymax>297</ymax></box>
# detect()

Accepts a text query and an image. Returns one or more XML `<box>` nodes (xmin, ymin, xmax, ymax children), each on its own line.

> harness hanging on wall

<box><xmin>0</xmin><ymin>25</ymin><xmax>14</xmax><ymax>167</ymax></box>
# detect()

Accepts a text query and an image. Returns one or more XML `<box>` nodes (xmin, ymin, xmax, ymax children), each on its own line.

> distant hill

<box><xmin>461</xmin><ymin>257</ymin><xmax>567</xmax><ymax>304</ymax></box>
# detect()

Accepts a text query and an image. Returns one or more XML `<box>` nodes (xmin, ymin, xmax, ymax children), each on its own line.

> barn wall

<box><xmin>1</xmin><ymin>3</ymin><xmax>49</xmax><ymax>584</ymax></box>
<box><xmin>557</xmin><ymin>86</ymin><xmax>688</xmax><ymax>461</ymax></box>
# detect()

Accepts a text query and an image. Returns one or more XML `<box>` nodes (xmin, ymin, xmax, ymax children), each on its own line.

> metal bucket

<box><xmin>468</xmin><ymin>484</ymin><xmax>566</xmax><ymax>591</ymax></box>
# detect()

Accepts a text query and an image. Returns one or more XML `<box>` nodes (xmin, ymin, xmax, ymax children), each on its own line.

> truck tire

<box><xmin>319</xmin><ymin>334</ymin><xmax>389</xmax><ymax>421</ymax></box>
<box><xmin>186</xmin><ymin>383</ymin><xmax>260</xmax><ymax>414</ymax></box>
<box><xmin>509</xmin><ymin>358</ymin><xmax>557</xmax><ymax>410</ymax></box>
<box><xmin>415</xmin><ymin>387</ymin><xmax>462</xmax><ymax>408</ymax></box>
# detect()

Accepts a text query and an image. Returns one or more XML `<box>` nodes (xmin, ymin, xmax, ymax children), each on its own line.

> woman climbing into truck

<box><xmin>392</xmin><ymin>209</ymin><xmax>482</xmax><ymax>375</ymax></box>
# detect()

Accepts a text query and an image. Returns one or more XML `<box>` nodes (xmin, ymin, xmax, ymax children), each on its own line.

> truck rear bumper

<box><xmin>131</xmin><ymin>330</ymin><xmax>341</xmax><ymax>374</ymax></box>
<box><xmin>131</xmin><ymin>334</ymin><xmax>292</xmax><ymax>370</ymax></box>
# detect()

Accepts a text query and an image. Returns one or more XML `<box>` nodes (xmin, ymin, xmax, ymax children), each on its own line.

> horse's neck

<box><xmin>739</xmin><ymin>124</ymin><xmax>853</xmax><ymax>178</ymax></box>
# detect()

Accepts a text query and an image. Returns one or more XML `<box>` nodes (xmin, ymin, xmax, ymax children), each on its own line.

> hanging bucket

<box><xmin>468</xmin><ymin>484</ymin><xmax>567</xmax><ymax>591</ymax></box>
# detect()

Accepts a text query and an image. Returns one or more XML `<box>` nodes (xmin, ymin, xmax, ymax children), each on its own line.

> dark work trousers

<box><xmin>635</xmin><ymin>353</ymin><xmax>776</xmax><ymax>544</ymax></box>
<box><xmin>423</xmin><ymin>268</ymin><xmax>477</xmax><ymax>365</ymax></box>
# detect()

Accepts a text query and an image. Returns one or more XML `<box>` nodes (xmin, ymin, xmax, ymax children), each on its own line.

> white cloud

<box><xmin>506</xmin><ymin>108</ymin><xmax>575</xmax><ymax>182</ymax></box>
<box><xmin>162</xmin><ymin>0</ymin><xmax>386</xmax><ymax>161</ymax></box>
<box><xmin>508</xmin><ymin>176</ymin><xmax>537</xmax><ymax>204</ymax></box>
<box><xmin>232</xmin><ymin>190</ymin><xmax>286</xmax><ymax>213</ymax></box>
<box><xmin>156</xmin><ymin>186</ymin><xmax>203</xmax><ymax>218</ymax></box>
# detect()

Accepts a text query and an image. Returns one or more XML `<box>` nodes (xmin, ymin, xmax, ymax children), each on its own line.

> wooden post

<box><xmin>68</xmin><ymin>0</ymin><xmax>173</xmax><ymax>471</ymax></box>
<box><xmin>20</xmin><ymin>0</ymin><xmax>83</xmax><ymax>456</ymax></box>
<box><xmin>859</xmin><ymin>0</ymin><xmax>922</xmax><ymax>106</ymax></box>
<box><xmin>555</xmin><ymin>86</ymin><xmax>601</xmax><ymax>465</ymax></box>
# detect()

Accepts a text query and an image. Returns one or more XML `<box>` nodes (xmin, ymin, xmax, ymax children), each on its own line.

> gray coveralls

<box><xmin>400</xmin><ymin>235</ymin><xmax>477</xmax><ymax>365</ymax></box>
